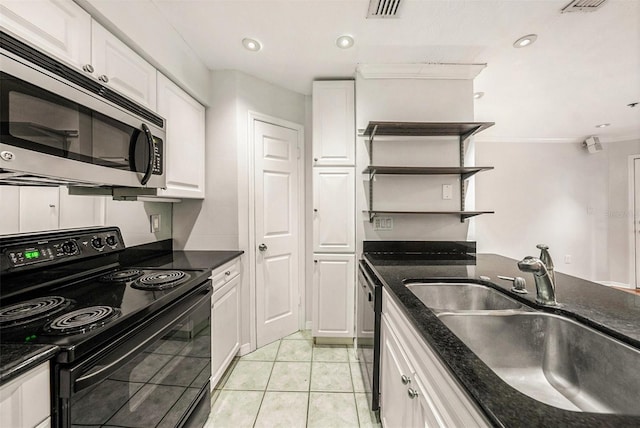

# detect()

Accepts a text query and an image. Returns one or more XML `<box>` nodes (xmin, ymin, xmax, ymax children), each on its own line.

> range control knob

<box><xmin>105</xmin><ymin>235</ymin><xmax>118</xmax><ymax>247</ymax></box>
<box><xmin>91</xmin><ymin>237</ymin><xmax>105</xmax><ymax>251</ymax></box>
<box><xmin>61</xmin><ymin>241</ymin><xmax>78</xmax><ymax>255</ymax></box>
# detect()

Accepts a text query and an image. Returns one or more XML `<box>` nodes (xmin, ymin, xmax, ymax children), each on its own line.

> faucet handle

<box><xmin>536</xmin><ymin>244</ymin><xmax>549</xmax><ymax>251</ymax></box>
<box><xmin>497</xmin><ymin>275</ymin><xmax>528</xmax><ymax>294</ymax></box>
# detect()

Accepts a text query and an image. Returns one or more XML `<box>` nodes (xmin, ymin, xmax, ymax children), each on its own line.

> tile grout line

<box><xmin>251</xmin><ymin>339</ymin><xmax>281</xmax><ymax>428</ymax></box>
<box><xmin>347</xmin><ymin>354</ymin><xmax>362</xmax><ymax>428</ymax></box>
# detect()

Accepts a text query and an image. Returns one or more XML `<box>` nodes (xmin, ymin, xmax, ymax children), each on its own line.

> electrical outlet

<box><xmin>442</xmin><ymin>184</ymin><xmax>453</xmax><ymax>200</ymax></box>
<box><xmin>564</xmin><ymin>255</ymin><xmax>572</xmax><ymax>264</ymax></box>
<box><xmin>150</xmin><ymin>214</ymin><xmax>161</xmax><ymax>233</ymax></box>
<box><xmin>373</xmin><ymin>216</ymin><xmax>393</xmax><ymax>231</ymax></box>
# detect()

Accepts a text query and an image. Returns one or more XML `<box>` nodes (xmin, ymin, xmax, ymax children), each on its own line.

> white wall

<box><xmin>605</xmin><ymin>139</ymin><xmax>640</xmax><ymax>285</ymax></box>
<box><xmin>475</xmin><ymin>141</ymin><xmax>610</xmax><ymax>281</ymax></box>
<box><xmin>0</xmin><ymin>186</ymin><xmax>172</xmax><ymax>246</ymax></box>
<box><xmin>173</xmin><ymin>69</ymin><xmax>307</xmax><ymax>347</ymax></box>
<box><xmin>355</xmin><ymin>76</ymin><xmax>475</xmax><ymax>249</ymax></box>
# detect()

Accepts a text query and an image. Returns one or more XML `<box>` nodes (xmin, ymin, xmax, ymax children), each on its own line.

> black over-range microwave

<box><xmin>0</xmin><ymin>31</ymin><xmax>166</xmax><ymax>190</ymax></box>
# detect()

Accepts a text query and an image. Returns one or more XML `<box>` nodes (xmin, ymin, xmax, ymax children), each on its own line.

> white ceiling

<box><xmin>123</xmin><ymin>0</ymin><xmax>639</xmax><ymax>142</ymax></box>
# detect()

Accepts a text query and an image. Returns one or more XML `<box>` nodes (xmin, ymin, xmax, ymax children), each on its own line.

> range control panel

<box><xmin>1</xmin><ymin>228</ymin><xmax>125</xmax><ymax>270</ymax></box>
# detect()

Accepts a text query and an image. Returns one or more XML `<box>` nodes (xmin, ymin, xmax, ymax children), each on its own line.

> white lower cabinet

<box><xmin>0</xmin><ymin>362</ymin><xmax>51</xmax><ymax>428</ymax></box>
<box><xmin>210</xmin><ymin>259</ymin><xmax>241</xmax><ymax>389</ymax></box>
<box><xmin>381</xmin><ymin>288</ymin><xmax>490</xmax><ymax>428</ymax></box>
<box><xmin>312</xmin><ymin>253</ymin><xmax>355</xmax><ymax>338</ymax></box>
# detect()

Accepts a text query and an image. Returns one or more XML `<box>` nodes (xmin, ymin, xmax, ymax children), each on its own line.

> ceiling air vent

<box><xmin>367</xmin><ymin>0</ymin><xmax>403</xmax><ymax>18</ymax></box>
<box><xmin>561</xmin><ymin>0</ymin><xmax>609</xmax><ymax>13</ymax></box>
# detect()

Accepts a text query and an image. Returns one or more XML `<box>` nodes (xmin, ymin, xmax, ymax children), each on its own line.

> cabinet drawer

<box><xmin>211</xmin><ymin>258</ymin><xmax>241</xmax><ymax>292</ymax></box>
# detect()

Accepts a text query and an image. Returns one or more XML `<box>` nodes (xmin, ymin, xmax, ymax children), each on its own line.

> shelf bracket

<box><xmin>368</xmin><ymin>125</ymin><xmax>378</xmax><ymax>164</ymax></box>
<box><xmin>369</xmin><ymin>211</ymin><xmax>377</xmax><ymax>223</ymax></box>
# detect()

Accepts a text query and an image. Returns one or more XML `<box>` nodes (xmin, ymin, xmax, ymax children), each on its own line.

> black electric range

<box><xmin>0</xmin><ymin>227</ymin><xmax>212</xmax><ymax>428</ymax></box>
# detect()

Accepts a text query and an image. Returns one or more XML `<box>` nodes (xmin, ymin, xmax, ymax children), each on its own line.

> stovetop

<box><xmin>0</xmin><ymin>227</ymin><xmax>210</xmax><ymax>363</ymax></box>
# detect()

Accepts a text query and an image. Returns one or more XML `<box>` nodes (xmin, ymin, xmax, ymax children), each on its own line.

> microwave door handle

<box><xmin>140</xmin><ymin>123</ymin><xmax>154</xmax><ymax>185</ymax></box>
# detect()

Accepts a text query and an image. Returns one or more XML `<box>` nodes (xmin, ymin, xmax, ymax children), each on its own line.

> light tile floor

<box><xmin>204</xmin><ymin>330</ymin><xmax>380</xmax><ymax>428</ymax></box>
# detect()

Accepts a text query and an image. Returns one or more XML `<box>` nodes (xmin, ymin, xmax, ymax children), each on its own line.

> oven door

<box><xmin>0</xmin><ymin>52</ymin><xmax>165</xmax><ymax>188</ymax></box>
<box><xmin>55</xmin><ymin>283</ymin><xmax>211</xmax><ymax>428</ymax></box>
<box><xmin>356</xmin><ymin>261</ymin><xmax>381</xmax><ymax>412</ymax></box>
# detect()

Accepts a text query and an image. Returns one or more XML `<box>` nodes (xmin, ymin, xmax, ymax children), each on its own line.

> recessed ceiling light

<box><xmin>474</xmin><ymin>92</ymin><xmax>485</xmax><ymax>99</ymax></box>
<box><xmin>595</xmin><ymin>123</ymin><xmax>611</xmax><ymax>128</ymax></box>
<box><xmin>336</xmin><ymin>35</ymin><xmax>355</xmax><ymax>49</ymax></box>
<box><xmin>242</xmin><ymin>38</ymin><xmax>262</xmax><ymax>52</ymax></box>
<box><xmin>513</xmin><ymin>34</ymin><xmax>538</xmax><ymax>48</ymax></box>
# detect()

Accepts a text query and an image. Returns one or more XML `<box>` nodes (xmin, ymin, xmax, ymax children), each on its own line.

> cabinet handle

<box><xmin>313</xmin><ymin>208</ymin><xmax>318</xmax><ymax>212</ymax></box>
<box><xmin>401</xmin><ymin>374</ymin><xmax>410</xmax><ymax>385</ymax></box>
<box><xmin>49</xmin><ymin>204</ymin><xmax>56</xmax><ymax>208</ymax></box>
<box><xmin>314</xmin><ymin>260</ymin><xmax>318</xmax><ymax>263</ymax></box>
<box><xmin>98</xmin><ymin>74</ymin><xmax>109</xmax><ymax>83</ymax></box>
<box><xmin>313</xmin><ymin>158</ymin><xmax>318</xmax><ymax>162</ymax></box>
<box><xmin>225</xmin><ymin>271</ymin><xmax>231</xmax><ymax>276</ymax></box>
<box><xmin>82</xmin><ymin>64</ymin><xmax>94</xmax><ymax>73</ymax></box>
<box><xmin>258</xmin><ymin>243</ymin><xmax>268</xmax><ymax>252</ymax></box>
<box><xmin>407</xmin><ymin>388</ymin><xmax>419</xmax><ymax>399</ymax></box>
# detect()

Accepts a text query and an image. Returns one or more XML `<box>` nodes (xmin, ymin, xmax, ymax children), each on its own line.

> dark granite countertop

<box><xmin>364</xmin><ymin>252</ymin><xmax>640</xmax><ymax>427</ymax></box>
<box><xmin>0</xmin><ymin>344</ymin><xmax>58</xmax><ymax>384</ymax></box>
<box><xmin>124</xmin><ymin>250</ymin><xmax>244</xmax><ymax>272</ymax></box>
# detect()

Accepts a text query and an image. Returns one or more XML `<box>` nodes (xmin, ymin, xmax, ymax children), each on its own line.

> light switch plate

<box><xmin>150</xmin><ymin>214</ymin><xmax>161</xmax><ymax>233</ymax></box>
<box><xmin>442</xmin><ymin>184</ymin><xmax>453</xmax><ymax>200</ymax></box>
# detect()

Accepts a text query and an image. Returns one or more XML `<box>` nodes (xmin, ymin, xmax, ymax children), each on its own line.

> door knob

<box><xmin>258</xmin><ymin>243</ymin><xmax>268</xmax><ymax>252</ymax></box>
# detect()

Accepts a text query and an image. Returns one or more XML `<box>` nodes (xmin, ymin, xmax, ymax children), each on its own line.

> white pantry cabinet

<box><xmin>312</xmin><ymin>167</ymin><xmax>355</xmax><ymax>253</ymax></box>
<box><xmin>0</xmin><ymin>362</ymin><xmax>51</xmax><ymax>428</ymax></box>
<box><xmin>312</xmin><ymin>253</ymin><xmax>355</xmax><ymax>338</ymax></box>
<box><xmin>156</xmin><ymin>73</ymin><xmax>205</xmax><ymax>199</ymax></box>
<box><xmin>91</xmin><ymin>21</ymin><xmax>157</xmax><ymax>110</ymax></box>
<box><xmin>210</xmin><ymin>258</ymin><xmax>241</xmax><ymax>389</ymax></box>
<box><xmin>0</xmin><ymin>0</ymin><xmax>91</xmax><ymax>70</ymax></box>
<box><xmin>312</xmin><ymin>81</ymin><xmax>355</xmax><ymax>166</ymax></box>
<box><xmin>381</xmin><ymin>288</ymin><xmax>490</xmax><ymax>428</ymax></box>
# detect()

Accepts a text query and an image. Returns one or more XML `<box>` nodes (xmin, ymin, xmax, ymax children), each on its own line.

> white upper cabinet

<box><xmin>91</xmin><ymin>21</ymin><xmax>157</xmax><ymax>110</ymax></box>
<box><xmin>312</xmin><ymin>81</ymin><xmax>355</xmax><ymax>166</ymax></box>
<box><xmin>0</xmin><ymin>0</ymin><xmax>91</xmax><ymax>70</ymax></box>
<box><xmin>313</xmin><ymin>167</ymin><xmax>355</xmax><ymax>253</ymax></box>
<box><xmin>156</xmin><ymin>73</ymin><xmax>205</xmax><ymax>199</ymax></box>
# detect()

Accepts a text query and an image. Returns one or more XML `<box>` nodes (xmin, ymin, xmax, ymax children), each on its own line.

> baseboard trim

<box><xmin>314</xmin><ymin>337</ymin><xmax>355</xmax><ymax>346</ymax></box>
<box><xmin>238</xmin><ymin>343</ymin><xmax>252</xmax><ymax>356</ymax></box>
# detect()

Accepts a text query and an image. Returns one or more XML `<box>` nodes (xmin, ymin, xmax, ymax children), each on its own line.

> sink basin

<box><xmin>405</xmin><ymin>282</ymin><xmax>524</xmax><ymax>311</ymax></box>
<box><xmin>438</xmin><ymin>312</ymin><xmax>640</xmax><ymax>414</ymax></box>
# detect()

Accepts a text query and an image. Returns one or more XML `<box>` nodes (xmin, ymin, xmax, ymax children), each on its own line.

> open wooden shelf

<box><xmin>362</xmin><ymin>121</ymin><xmax>494</xmax><ymax>139</ymax></box>
<box><xmin>363</xmin><ymin>165</ymin><xmax>494</xmax><ymax>180</ymax></box>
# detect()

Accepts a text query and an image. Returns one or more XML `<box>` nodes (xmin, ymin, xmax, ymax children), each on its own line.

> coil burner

<box><xmin>0</xmin><ymin>296</ymin><xmax>71</xmax><ymax>327</ymax></box>
<box><xmin>44</xmin><ymin>306</ymin><xmax>120</xmax><ymax>335</ymax></box>
<box><xmin>99</xmin><ymin>269</ymin><xmax>143</xmax><ymax>282</ymax></box>
<box><xmin>132</xmin><ymin>271</ymin><xmax>189</xmax><ymax>291</ymax></box>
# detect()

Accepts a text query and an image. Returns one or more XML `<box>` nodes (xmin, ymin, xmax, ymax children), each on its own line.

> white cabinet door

<box><xmin>380</xmin><ymin>316</ymin><xmax>413</xmax><ymax>428</ymax></box>
<box><xmin>0</xmin><ymin>0</ymin><xmax>91</xmax><ymax>70</ymax></box>
<box><xmin>313</xmin><ymin>167</ymin><xmax>355</xmax><ymax>253</ymax></box>
<box><xmin>91</xmin><ymin>21</ymin><xmax>157</xmax><ymax>110</ymax></box>
<box><xmin>19</xmin><ymin>187</ymin><xmax>59</xmax><ymax>232</ymax></box>
<box><xmin>312</xmin><ymin>81</ymin><xmax>355</xmax><ymax>166</ymax></box>
<box><xmin>312</xmin><ymin>253</ymin><xmax>355</xmax><ymax>338</ymax></box>
<box><xmin>156</xmin><ymin>73</ymin><xmax>205</xmax><ymax>199</ymax></box>
<box><xmin>211</xmin><ymin>274</ymin><xmax>241</xmax><ymax>389</ymax></box>
<box><xmin>0</xmin><ymin>362</ymin><xmax>50</xmax><ymax>428</ymax></box>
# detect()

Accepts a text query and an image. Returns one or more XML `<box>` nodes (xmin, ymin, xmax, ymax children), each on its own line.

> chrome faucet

<box><xmin>536</xmin><ymin>244</ymin><xmax>555</xmax><ymax>288</ymax></box>
<box><xmin>517</xmin><ymin>256</ymin><xmax>557</xmax><ymax>306</ymax></box>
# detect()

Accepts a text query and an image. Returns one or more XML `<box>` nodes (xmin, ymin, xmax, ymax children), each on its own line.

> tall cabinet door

<box><xmin>156</xmin><ymin>73</ymin><xmax>205</xmax><ymax>199</ymax></box>
<box><xmin>312</xmin><ymin>254</ymin><xmax>355</xmax><ymax>337</ymax></box>
<box><xmin>313</xmin><ymin>168</ymin><xmax>355</xmax><ymax>253</ymax></box>
<box><xmin>0</xmin><ymin>0</ymin><xmax>91</xmax><ymax>70</ymax></box>
<box><xmin>312</xmin><ymin>81</ymin><xmax>355</xmax><ymax>167</ymax></box>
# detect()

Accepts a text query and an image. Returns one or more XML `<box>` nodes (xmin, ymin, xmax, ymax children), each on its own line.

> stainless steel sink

<box><xmin>405</xmin><ymin>282</ymin><xmax>524</xmax><ymax>311</ymax></box>
<box><xmin>437</xmin><ymin>312</ymin><xmax>640</xmax><ymax>415</ymax></box>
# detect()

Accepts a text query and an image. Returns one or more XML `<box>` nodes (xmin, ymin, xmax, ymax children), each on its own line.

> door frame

<box><xmin>247</xmin><ymin>111</ymin><xmax>306</xmax><ymax>351</ymax></box>
<box><xmin>629</xmin><ymin>154</ymin><xmax>640</xmax><ymax>289</ymax></box>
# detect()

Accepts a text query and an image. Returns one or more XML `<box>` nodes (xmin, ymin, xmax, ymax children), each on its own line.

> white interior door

<box><xmin>635</xmin><ymin>158</ymin><xmax>640</xmax><ymax>288</ymax></box>
<box><xmin>254</xmin><ymin>119</ymin><xmax>300</xmax><ymax>347</ymax></box>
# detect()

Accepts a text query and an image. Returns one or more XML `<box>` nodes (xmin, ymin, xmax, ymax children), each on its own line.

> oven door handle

<box><xmin>358</xmin><ymin>261</ymin><xmax>379</xmax><ymax>290</ymax></box>
<box><xmin>70</xmin><ymin>284</ymin><xmax>211</xmax><ymax>394</ymax></box>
